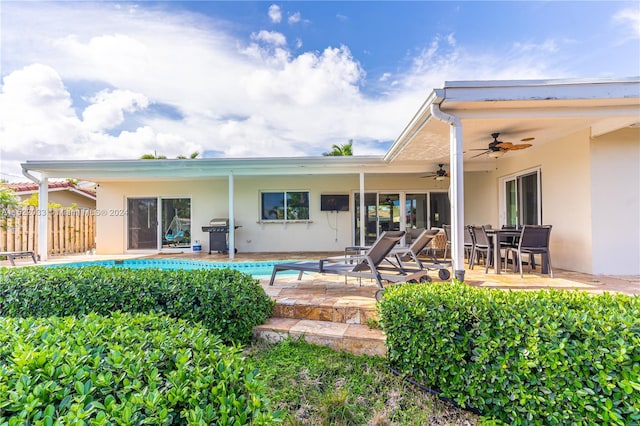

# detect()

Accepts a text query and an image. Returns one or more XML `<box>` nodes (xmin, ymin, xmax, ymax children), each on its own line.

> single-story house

<box><xmin>21</xmin><ymin>77</ymin><xmax>640</xmax><ymax>278</ymax></box>
<box><xmin>2</xmin><ymin>180</ymin><xmax>96</xmax><ymax>209</ymax></box>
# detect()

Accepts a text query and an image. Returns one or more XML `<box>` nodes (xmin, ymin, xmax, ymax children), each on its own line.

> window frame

<box><xmin>259</xmin><ymin>190</ymin><xmax>311</xmax><ymax>223</ymax></box>
<box><xmin>126</xmin><ymin>195</ymin><xmax>192</xmax><ymax>251</ymax></box>
<box><xmin>498</xmin><ymin>167</ymin><xmax>542</xmax><ymax>227</ymax></box>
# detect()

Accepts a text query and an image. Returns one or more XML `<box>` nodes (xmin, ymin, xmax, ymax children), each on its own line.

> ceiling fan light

<box><xmin>488</xmin><ymin>150</ymin><xmax>505</xmax><ymax>159</ymax></box>
<box><xmin>435</xmin><ymin>175</ymin><xmax>446</xmax><ymax>181</ymax></box>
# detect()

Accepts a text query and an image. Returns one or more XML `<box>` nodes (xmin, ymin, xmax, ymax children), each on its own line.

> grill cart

<box><xmin>201</xmin><ymin>218</ymin><xmax>240</xmax><ymax>254</ymax></box>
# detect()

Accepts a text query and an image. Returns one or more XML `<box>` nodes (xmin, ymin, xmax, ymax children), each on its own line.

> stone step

<box><xmin>253</xmin><ymin>317</ymin><xmax>386</xmax><ymax>357</ymax></box>
<box><xmin>272</xmin><ymin>296</ymin><xmax>378</xmax><ymax>325</ymax></box>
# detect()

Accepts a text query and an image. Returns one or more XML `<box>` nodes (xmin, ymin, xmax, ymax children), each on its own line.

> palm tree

<box><xmin>141</xmin><ymin>151</ymin><xmax>199</xmax><ymax>160</ymax></box>
<box><xmin>323</xmin><ymin>139</ymin><xmax>353</xmax><ymax>156</ymax></box>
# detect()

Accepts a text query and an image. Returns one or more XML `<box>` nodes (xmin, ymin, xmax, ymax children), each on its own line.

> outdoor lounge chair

<box><xmin>269</xmin><ymin>230</ymin><xmax>431</xmax><ymax>300</ymax></box>
<box><xmin>387</xmin><ymin>229</ymin><xmax>451</xmax><ymax>280</ymax></box>
<box><xmin>0</xmin><ymin>251</ymin><xmax>37</xmax><ymax>266</ymax></box>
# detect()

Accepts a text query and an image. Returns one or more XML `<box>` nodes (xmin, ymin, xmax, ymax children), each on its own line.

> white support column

<box><xmin>38</xmin><ymin>177</ymin><xmax>48</xmax><ymax>262</ymax></box>
<box><xmin>449</xmin><ymin>123</ymin><xmax>465</xmax><ymax>281</ymax></box>
<box><xmin>431</xmin><ymin>102</ymin><xmax>465</xmax><ymax>281</ymax></box>
<box><xmin>228</xmin><ymin>173</ymin><xmax>235</xmax><ymax>260</ymax></box>
<box><xmin>359</xmin><ymin>172</ymin><xmax>365</xmax><ymax>247</ymax></box>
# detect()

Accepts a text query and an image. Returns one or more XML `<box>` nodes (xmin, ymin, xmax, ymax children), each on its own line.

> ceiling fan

<box><xmin>471</xmin><ymin>133</ymin><xmax>533</xmax><ymax>158</ymax></box>
<box><xmin>421</xmin><ymin>163</ymin><xmax>449</xmax><ymax>180</ymax></box>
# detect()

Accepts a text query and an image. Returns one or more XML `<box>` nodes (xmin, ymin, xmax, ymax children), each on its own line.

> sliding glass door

<box><xmin>429</xmin><ymin>192</ymin><xmax>450</xmax><ymax>228</ymax></box>
<box><xmin>354</xmin><ymin>192</ymin><xmax>380</xmax><ymax>246</ymax></box>
<box><xmin>127</xmin><ymin>198</ymin><xmax>158</xmax><ymax>250</ymax></box>
<box><xmin>355</xmin><ymin>191</ymin><xmax>450</xmax><ymax>245</ymax></box>
<box><xmin>127</xmin><ymin>197</ymin><xmax>191</xmax><ymax>250</ymax></box>
<box><xmin>161</xmin><ymin>198</ymin><xmax>192</xmax><ymax>249</ymax></box>
<box><xmin>502</xmin><ymin>169</ymin><xmax>541</xmax><ymax>227</ymax></box>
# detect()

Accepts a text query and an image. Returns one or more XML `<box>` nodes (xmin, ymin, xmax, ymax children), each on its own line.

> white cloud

<box><xmin>513</xmin><ymin>39</ymin><xmax>559</xmax><ymax>54</ymax></box>
<box><xmin>613</xmin><ymin>7</ymin><xmax>640</xmax><ymax>38</ymax></box>
<box><xmin>82</xmin><ymin>89</ymin><xmax>149</xmax><ymax>132</ymax></box>
<box><xmin>0</xmin><ymin>64</ymin><xmax>80</xmax><ymax>159</ymax></box>
<box><xmin>268</xmin><ymin>4</ymin><xmax>282</xmax><ymax>23</ymax></box>
<box><xmin>251</xmin><ymin>30</ymin><xmax>287</xmax><ymax>46</ymax></box>
<box><xmin>288</xmin><ymin>12</ymin><xmax>301</xmax><ymax>25</ymax></box>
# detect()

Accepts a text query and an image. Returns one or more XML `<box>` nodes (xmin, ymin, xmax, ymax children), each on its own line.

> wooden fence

<box><xmin>0</xmin><ymin>208</ymin><xmax>96</xmax><ymax>255</ymax></box>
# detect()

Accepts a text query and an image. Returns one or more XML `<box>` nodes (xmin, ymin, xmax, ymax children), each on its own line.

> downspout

<box><xmin>21</xmin><ymin>167</ymin><xmax>48</xmax><ymax>262</ymax></box>
<box><xmin>430</xmin><ymin>97</ymin><xmax>465</xmax><ymax>282</ymax></box>
<box><xmin>359</xmin><ymin>172</ymin><xmax>365</xmax><ymax>247</ymax></box>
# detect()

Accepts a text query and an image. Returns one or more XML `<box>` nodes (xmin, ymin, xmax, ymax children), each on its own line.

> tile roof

<box><xmin>2</xmin><ymin>181</ymin><xmax>96</xmax><ymax>198</ymax></box>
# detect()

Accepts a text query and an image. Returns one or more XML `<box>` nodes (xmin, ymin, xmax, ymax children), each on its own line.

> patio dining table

<box><xmin>485</xmin><ymin>229</ymin><xmax>522</xmax><ymax>274</ymax></box>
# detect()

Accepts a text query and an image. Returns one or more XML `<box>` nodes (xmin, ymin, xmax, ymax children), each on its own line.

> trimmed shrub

<box><xmin>378</xmin><ymin>281</ymin><xmax>640</xmax><ymax>424</ymax></box>
<box><xmin>0</xmin><ymin>266</ymin><xmax>274</xmax><ymax>344</ymax></box>
<box><xmin>0</xmin><ymin>313</ymin><xmax>282</xmax><ymax>424</ymax></box>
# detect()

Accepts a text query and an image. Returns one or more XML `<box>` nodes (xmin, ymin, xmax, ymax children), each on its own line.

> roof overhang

<box><xmin>385</xmin><ymin>77</ymin><xmax>640</xmax><ymax>170</ymax></box>
<box><xmin>21</xmin><ymin>155</ymin><xmax>432</xmax><ymax>182</ymax></box>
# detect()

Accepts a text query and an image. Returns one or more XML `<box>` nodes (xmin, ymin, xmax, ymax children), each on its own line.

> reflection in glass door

<box><xmin>354</xmin><ymin>193</ymin><xmax>378</xmax><ymax>246</ymax></box>
<box><xmin>405</xmin><ymin>194</ymin><xmax>428</xmax><ymax>230</ymax></box>
<box><xmin>430</xmin><ymin>192</ymin><xmax>450</xmax><ymax>228</ymax></box>
<box><xmin>127</xmin><ymin>198</ymin><xmax>158</xmax><ymax>250</ymax></box>
<box><xmin>379</xmin><ymin>193</ymin><xmax>400</xmax><ymax>233</ymax></box>
<box><xmin>354</xmin><ymin>193</ymin><xmax>401</xmax><ymax>245</ymax></box>
<box><xmin>161</xmin><ymin>198</ymin><xmax>191</xmax><ymax>248</ymax></box>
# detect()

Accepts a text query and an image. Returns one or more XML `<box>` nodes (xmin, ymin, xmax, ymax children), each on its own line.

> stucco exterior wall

<box><xmin>95</xmin><ymin>173</ymin><xmax>449</xmax><ymax>254</ymax></box>
<box><xmin>590</xmin><ymin>127</ymin><xmax>640</xmax><ymax>275</ymax></box>
<box><xmin>463</xmin><ymin>128</ymin><xmax>594</xmax><ymax>273</ymax></box>
<box><xmin>463</xmin><ymin>171</ymin><xmax>497</xmax><ymax>227</ymax></box>
<box><xmin>48</xmin><ymin>191</ymin><xmax>96</xmax><ymax>209</ymax></box>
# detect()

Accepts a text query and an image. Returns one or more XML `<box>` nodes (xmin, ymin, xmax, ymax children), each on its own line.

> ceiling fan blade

<box><xmin>420</xmin><ymin>174</ymin><xmax>436</xmax><ymax>178</ymax></box>
<box><xmin>496</xmin><ymin>142</ymin><xmax>514</xmax><ymax>149</ymax></box>
<box><xmin>508</xmin><ymin>143</ymin><xmax>532</xmax><ymax>151</ymax></box>
<box><xmin>471</xmin><ymin>150</ymin><xmax>490</xmax><ymax>158</ymax></box>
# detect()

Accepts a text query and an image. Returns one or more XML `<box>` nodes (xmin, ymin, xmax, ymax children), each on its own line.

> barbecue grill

<box><xmin>201</xmin><ymin>218</ymin><xmax>240</xmax><ymax>254</ymax></box>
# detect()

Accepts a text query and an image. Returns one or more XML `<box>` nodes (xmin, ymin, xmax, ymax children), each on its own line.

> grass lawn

<box><xmin>245</xmin><ymin>339</ymin><xmax>480</xmax><ymax>425</ymax></box>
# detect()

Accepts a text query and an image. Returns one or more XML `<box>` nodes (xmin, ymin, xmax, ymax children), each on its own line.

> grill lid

<box><xmin>209</xmin><ymin>218</ymin><xmax>229</xmax><ymax>226</ymax></box>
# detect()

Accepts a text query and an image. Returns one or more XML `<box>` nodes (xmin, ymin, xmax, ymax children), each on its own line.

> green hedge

<box><xmin>378</xmin><ymin>281</ymin><xmax>640</xmax><ymax>424</ymax></box>
<box><xmin>0</xmin><ymin>266</ymin><xmax>274</xmax><ymax>345</ymax></box>
<box><xmin>0</xmin><ymin>313</ymin><xmax>282</xmax><ymax>425</ymax></box>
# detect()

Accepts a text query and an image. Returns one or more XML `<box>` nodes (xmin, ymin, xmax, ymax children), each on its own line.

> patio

<box><xmin>4</xmin><ymin>249</ymin><xmax>638</xmax><ymax>295</ymax></box>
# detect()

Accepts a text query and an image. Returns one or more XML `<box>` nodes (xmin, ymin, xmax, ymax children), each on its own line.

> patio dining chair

<box><xmin>505</xmin><ymin>225</ymin><xmax>554</xmax><ymax>278</ymax></box>
<box><xmin>464</xmin><ymin>225</ymin><xmax>475</xmax><ymax>266</ymax></box>
<box><xmin>469</xmin><ymin>225</ymin><xmax>496</xmax><ymax>273</ymax></box>
<box><xmin>442</xmin><ymin>224</ymin><xmax>452</xmax><ymax>260</ymax></box>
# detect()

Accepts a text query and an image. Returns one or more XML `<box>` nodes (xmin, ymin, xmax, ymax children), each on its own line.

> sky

<box><xmin>1</xmin><ymin>1</ymin><xmax>639</xmax><ymax>182</ymax></box>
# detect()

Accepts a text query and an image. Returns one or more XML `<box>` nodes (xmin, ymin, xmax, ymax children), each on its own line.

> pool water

<box><xmin>47</xmin><ymin>259</ymin><xmax>291</xmax><ymax>277</ymax></box>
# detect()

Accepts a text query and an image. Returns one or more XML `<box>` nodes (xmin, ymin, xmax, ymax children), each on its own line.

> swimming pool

<box><xmin>47</xmin><ymin>259</ymin><xmax>291</xmax><ymax>277</ymax></box>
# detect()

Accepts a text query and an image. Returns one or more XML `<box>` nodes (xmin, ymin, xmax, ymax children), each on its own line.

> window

<box><xmin>501</xmin><ymin>168</ymin><xmax>541</xmax><ymax>227</ymax></box>
<box><xmin>261</xmin><ymin>191</ymin><xmax>310</xmax><ymax>221</ymax></box>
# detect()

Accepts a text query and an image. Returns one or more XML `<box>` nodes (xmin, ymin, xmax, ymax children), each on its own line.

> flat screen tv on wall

<box><xmin>320</xmin><ymin>194</ymin><xmax>350</xmax><ymax>212</ymax></box>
